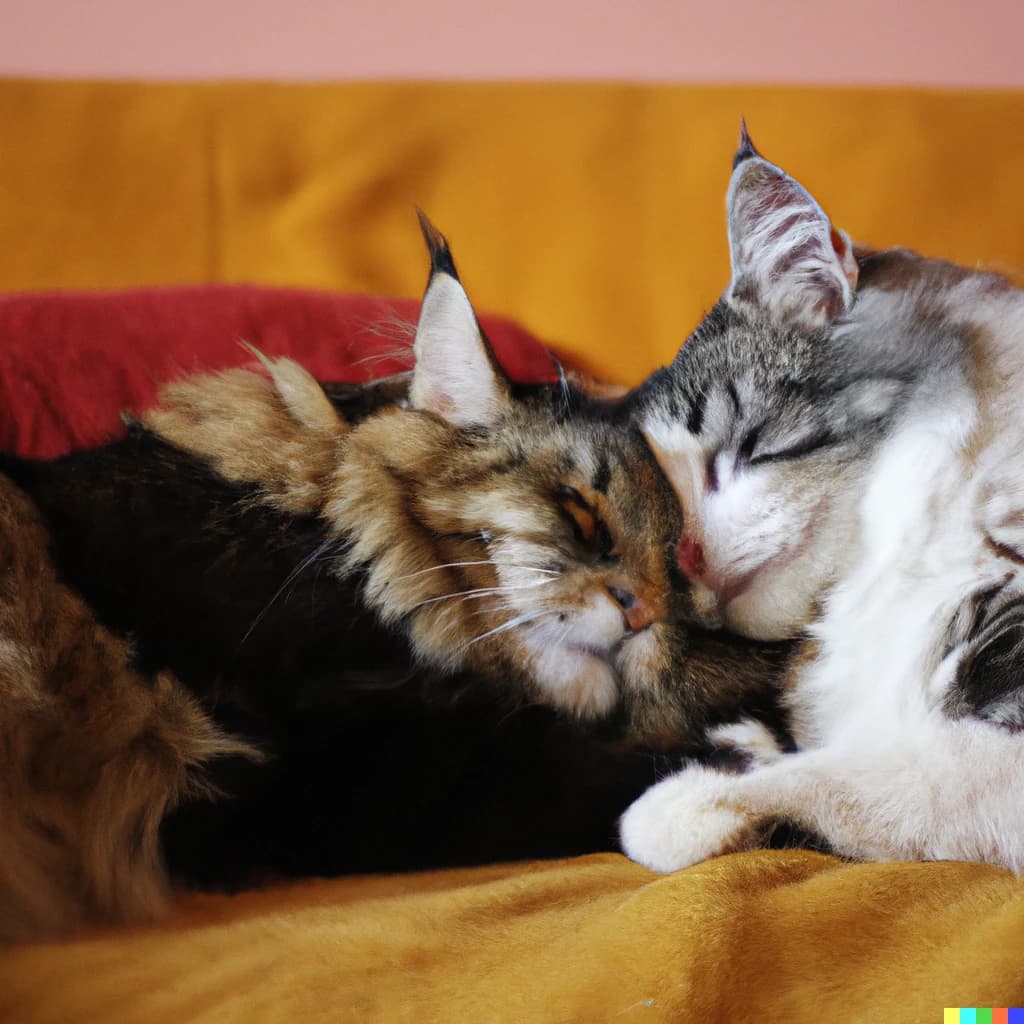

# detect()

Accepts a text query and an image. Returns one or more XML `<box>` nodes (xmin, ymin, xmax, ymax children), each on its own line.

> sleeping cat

<box><xmin>66</xmin><ymin>214</ymin><xmax>777</xmax><ymax>740</ymax></box>
<box><xmin>0</xmin><ymin>215</ymin><xmax>781</xmax><ymax>938</ymax></box>
<box><xmin>620</xmin><ymin>127</ymin><xmax>1024</xmax><ymax>873</ymax></box>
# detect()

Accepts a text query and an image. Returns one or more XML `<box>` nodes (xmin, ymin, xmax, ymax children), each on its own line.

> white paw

<box><xmin>707</xmin><ymin>718</ymin><xmax>785</xmax><ymax>767</ymax></box>
<box><xmin>619</xmin><ymin>767</ymin><xmax>756</xmax><ymax>873</ymax></box>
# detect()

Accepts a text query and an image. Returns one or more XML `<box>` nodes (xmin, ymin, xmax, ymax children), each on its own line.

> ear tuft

<box><xmin>408</xmin><ymin>217</ymin><xmax>512</xmax><ymax>428</ymax></box>
<box><xmin>240</xmin><ymin>342</ymin><xmax>342</xmax><ymax>436</ymax></box>
<box><xmin>725</xmin><ymin>138</ymin><xmax>858</xmax><ymax>333</ymax></box>
<box><xmin>415</xmin><ymin>207</ymin><xmax>460</xmax><ymax>282</ymax></box>
<box><xmin>732</xmin><ymin>118</ymin><xmax>761</xmax><ymax>169</ymax></box>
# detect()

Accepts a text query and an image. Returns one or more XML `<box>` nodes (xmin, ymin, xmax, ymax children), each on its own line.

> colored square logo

<box><xmin>945</xmin><ymin>1010</ymin><xmax>1024</xmax><ymax>1024</ymax></box>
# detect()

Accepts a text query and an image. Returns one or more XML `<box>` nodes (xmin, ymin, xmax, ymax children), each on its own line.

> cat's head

<box><xmin>638</xmin><ymin>126</ymin><xmax>912</xmax><ymax>640</ymax></box>
<box><xmin>146</xmin><ymin>214</ymin><xmax>782</xmax><ymax>742</ymax></box>
<box><xmin>331</xmin><ymin>214</ymin><xmax>745</xmax><ymax>736</ymax></box>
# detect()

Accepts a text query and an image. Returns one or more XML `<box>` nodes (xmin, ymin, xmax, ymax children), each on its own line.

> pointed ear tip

<box><xmin>732</xmin><ymin>118</ymin><xmax>761</xmax><ymax>169</ymax></box>
<box><xmin>414</xmin><ymin>206</ymin><xmax>446</xmax><ymax>254</ymax></box>
<box><xmin>238</xmin><ymin>339</ymin><xmax>274</xmax><ymax>373</ymax></box>
<box><xmin>415</xmin><ymin>207</ymin><xmax>460</xmax><ymax>282</ymax></box>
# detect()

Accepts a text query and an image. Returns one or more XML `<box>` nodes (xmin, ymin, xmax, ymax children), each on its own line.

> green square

<box><xmin>977</xmin><ymin>1010</ymin><xmax>993</xmax><ymax>1024</ymax></box>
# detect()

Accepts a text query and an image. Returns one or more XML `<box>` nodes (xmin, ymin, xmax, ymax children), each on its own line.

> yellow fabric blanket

<box><xmin>4</xmin><ymin>853</ymin><xmax>1024</xmax><ymax>1021</ymax></box>
<box><xmin>4</xmin><ymin>79</ymin><xmax>1024</xmax><ymax>382</ymax></box>
<box><xmin>4</xmin><ymin>80</ymin><xmax>1024</xmax><ymax>1019</ymax></box>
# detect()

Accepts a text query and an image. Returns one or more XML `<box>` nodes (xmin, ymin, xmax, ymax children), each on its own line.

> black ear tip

<box><xmin>415</xmin><ymin>207</ymin><xmax>460</xmax><ymax>281</ymax></box>
<box><xmin>733</xmin><ymin>118</ymin><xmax>761</xmax><ymax>169</ymax></box>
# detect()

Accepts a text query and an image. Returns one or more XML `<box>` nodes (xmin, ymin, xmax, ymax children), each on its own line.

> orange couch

<box><xmin>5</xmin><ymin>79</ymin><xmax>1024</xmax><ymax>382</ymax></box>
<box><xmin>3</xmin><ymin>79</ymin><xmax>1024</xmax><ymax>1021</ymax></box>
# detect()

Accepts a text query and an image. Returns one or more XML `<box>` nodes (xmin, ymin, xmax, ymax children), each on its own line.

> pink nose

<box><xmin>676</xmin><ymin>536</ymin><xmax>706</xmax><ymax>580</ymax></box>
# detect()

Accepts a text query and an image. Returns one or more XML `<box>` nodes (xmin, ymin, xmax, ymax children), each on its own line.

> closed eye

<box><xmin>747</xmin><ymin>431</ymin><xmax>835</xmax><ymax>466</ymax></box>
<box><xmin>558</xmin><ymin>486</ymin><xmax>616</xmax><ymax>558</ymax></box>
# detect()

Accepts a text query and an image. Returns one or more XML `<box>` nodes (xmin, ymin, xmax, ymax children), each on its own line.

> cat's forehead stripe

<box><xmin>686</xmin><ymin>391</ymin><xmax>706</xmax><ymax>435</ymax></box>
<box><xmin>726</xmin><ymin>380</ymin><xmax>743</xmax><ymax>419</ymax></box>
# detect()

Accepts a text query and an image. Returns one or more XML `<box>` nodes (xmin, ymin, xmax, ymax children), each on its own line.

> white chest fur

<box><xmin>792</xmin><ymin>391</ymin><xmax>994</xmax><ymax>745</ymax></box>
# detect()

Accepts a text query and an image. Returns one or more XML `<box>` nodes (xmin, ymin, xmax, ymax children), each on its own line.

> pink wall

<box><xmin>4</xmin><ymin>0</ymin><xmax>1024</xmax><ymax>86</ymax></box>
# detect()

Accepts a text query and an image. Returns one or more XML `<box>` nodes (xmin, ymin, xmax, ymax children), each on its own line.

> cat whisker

<box><xmin>388</xmin><ymin>561</ymin><xmax>559</xmax><ymax>585</ymax></box>
<box><xmin>352</xmin><ymin>312</ymin><xmax>417</xmax><ymax>345</ymax></box>
<box><xmin>349</xmin><ymin>344</ymin><xmax>415</xmax><ymax>368</ymax></box>
<box><xmin>463</xmin><ymin>609</ymin><xmax>550</xmax><ymax>650</ymax></box>
<box><xmin>495</xmin><ymin>697</ymin><xmax>550</xmax><ymax>729</ymax></box>
<box><xmin>408</xmin><ymin>580</ymin><xmax>557</xmax><ymax>612</ymax></box>
<box><xmin>466</xmin><ymin>600</ymin><xmax>524</xmax><ymax>618</ymax></box>
<box><xmin>237</xmin><ymin>540</ymin><xmax>336</xmax><ymax>649</ymax></box>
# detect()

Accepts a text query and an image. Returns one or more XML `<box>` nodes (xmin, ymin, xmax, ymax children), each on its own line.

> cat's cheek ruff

<box><xmin>142</xmin><ymin>363</ymin><xmax>345</xmax><ymax>515</ymax></box>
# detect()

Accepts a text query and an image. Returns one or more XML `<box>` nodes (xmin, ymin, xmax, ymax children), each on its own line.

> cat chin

<box><xmin>524</xmin><ymin>641</ymin><xmax>620</xmax><ymax>719</ymax></box>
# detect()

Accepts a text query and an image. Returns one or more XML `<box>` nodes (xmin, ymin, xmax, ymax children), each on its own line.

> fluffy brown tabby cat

<box><xmin>139</xmin><ymin>217</ymin><xmax>776</xmax><ymax>740</ymax></box>
<box><xmin>0</xmin><ymin>218</ymin><xmax>782</xmax><ymax>940</ymax></box>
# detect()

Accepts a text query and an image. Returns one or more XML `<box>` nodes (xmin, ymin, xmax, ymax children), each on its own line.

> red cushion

<box><xmin>0</xmin><ymin>286</ymin><xmax>557</xmax><ymax>458</ymax></box>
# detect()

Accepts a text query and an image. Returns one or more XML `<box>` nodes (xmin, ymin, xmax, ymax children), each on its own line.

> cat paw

<box><xmin>619</xmin><ymin>767</ymin><xmax>757</xmax><ymax>873</ymax></box>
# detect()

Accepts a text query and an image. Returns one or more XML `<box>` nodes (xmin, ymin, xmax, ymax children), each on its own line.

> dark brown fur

<box><xmin>0</xmin><ymin>477</ymin><xmax>252</xmax><ymax>941</ymax></box>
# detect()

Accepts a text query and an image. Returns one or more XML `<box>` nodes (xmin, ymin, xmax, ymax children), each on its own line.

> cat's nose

<box><xmin>607</xmin><ymin>585</ymin><xmax>658</xmax><ymax>632</ymax></box>
<box><xmin>675</xmin><ymin>536</ymin><xmax>706</xmax><ymax>580</ymax></box>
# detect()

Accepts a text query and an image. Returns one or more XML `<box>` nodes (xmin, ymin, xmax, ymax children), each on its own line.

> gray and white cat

<box><xmin>620</xmin><ymin>127</ymin><xmax>1024</xmax><ymax>873</ymax></box>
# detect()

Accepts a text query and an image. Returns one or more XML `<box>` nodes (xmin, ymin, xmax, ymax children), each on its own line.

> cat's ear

<box><xmin>726</xmin><ymin>122</ymin><xmax>858</xmax><ymax>333</ymax></box>
<box><xmin>239</xmin><ymin>342</ymin><xmax>343</xmax><ymax>437</ymax></box>
<box><xmin>409</xmin><ymin>211</ymin><xmax>513</xmax><ymax>427</ymax></box>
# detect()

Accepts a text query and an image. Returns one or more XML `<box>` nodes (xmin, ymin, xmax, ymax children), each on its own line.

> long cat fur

<box><xmin>0</xmin><ymin>220</ymin><xmax>784</xmax><ymax>937</ymax></box>
<box><xmin>0</xmin><ymin>477</ymin><xmax>254</xmax><ymax>940</ymax></box>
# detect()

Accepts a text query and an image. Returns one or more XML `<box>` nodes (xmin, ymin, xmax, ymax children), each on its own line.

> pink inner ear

<box><xmin>427</xmin><ymin>384</ymin><xmax>457</xmax><ymax>417</ymax></box>
<box><xmin>728</xmin><ymin>154</ymin><xmax>858</xmax><ymax>328</ymax></box>
<box><xmin>829</xmin><ymin>227</ymin><xmax>859</xmax><ymax>290</ymax></box>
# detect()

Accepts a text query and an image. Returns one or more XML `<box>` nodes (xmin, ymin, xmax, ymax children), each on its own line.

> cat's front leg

<box><xmin>620</xmin><ymin>717</ymin><xmax>791</xmax><ymax>872</ymax></box>
<box><xmin>621</xmin><ymin>734</ymin><xmax>1024</xmax><ymax>873</ymax></box>
<box><xmin>622</xmin><ymin>736</ymin><xmax>860</xmax><ymax>873</ymax></box>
